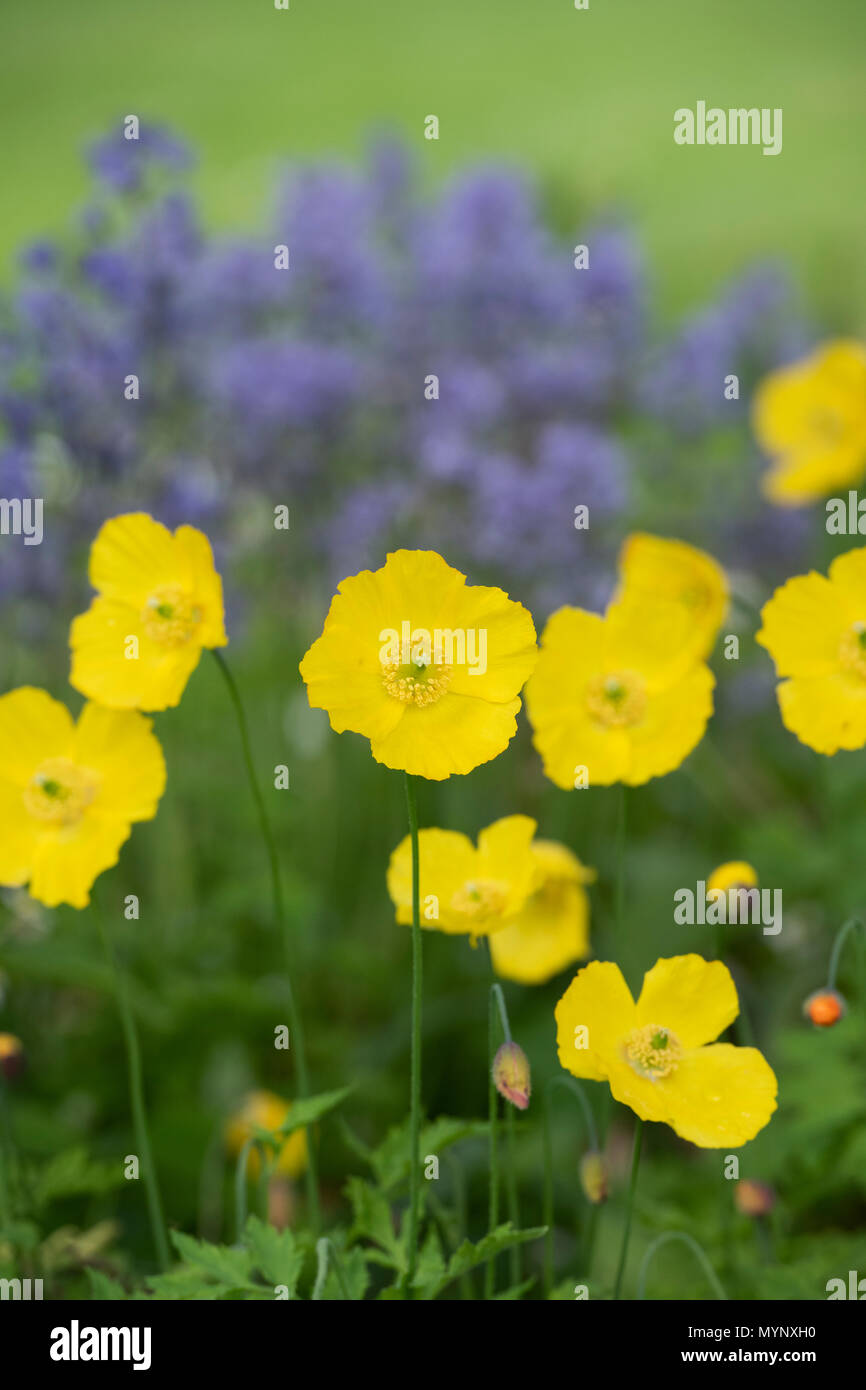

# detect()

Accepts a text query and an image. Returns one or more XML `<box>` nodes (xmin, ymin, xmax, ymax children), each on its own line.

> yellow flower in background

<box><xmin>70</xmin><ymin>513</ymin><xmax>227</xmax><ymax>711</ymax></box>
<box><xmin>611</xmin><ymin>533</ymin><xmax>728</xmax><ymax>662</ymax></box>
<box><xmin>490</xmin><ymin>840</ymin><xmax>594</xmax><ymax>985</ymax></box>
<box><xmin>0</xmin><ymin>688</ymin><xmax>165</xmax><ymax>909</ymax></box>
<box><xmin>707</xmin><ymin>861</ymin><xmax>758</xmax><ymax>895</ymax></box>
<box><xmin>555</xmin><ymin>955</ymin><xmax>777</xmax><ymax>1148</ymax></box>
<box><xmin>757</xmin><ymin>548</ymin><xmax>866</xmax><ymax>753</ymax></box>
<box><xmin>299</xmin><ymin>550</ymin><xmax>537</xmax><ymax>780</ymax></box>
<box><xmin>525</xmin><ymin>600</ymin><xmax>715</xmax><ymax>788</ymax></box>
<box><xmin>754</xmin><ymin>340</ymin><xmax>866</xmax><ymax>505</ymax></box>
<box><xmin>225</xmin><ymin>1090</ymin><xmax>308</xmax><ymax>1181</ymax></box>
<box><xmin>387</xmin><ymin>815</ymin><xmax>540</xmax><ymax>938</ymax></box>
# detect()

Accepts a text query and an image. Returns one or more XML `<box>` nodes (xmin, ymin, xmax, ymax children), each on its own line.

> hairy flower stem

<box><xmin>614</xmin><ymin>784</ymin><xmax>627</xmax><ymax>935</ymax></box>
<box><xmin>488</xmin><ymin>979</ymin><xmax>521</xmax><ymax>1288</ymax></box>
<box><xmin>93</xmin><ymin>899</ymin><xmax>170</xmax><ymax>1271</ymax></box>
<box><xmin>613</xmin><ymin>1117</ymin><xmax>643</xmax><ymax>1300</ymax></box>
<box><xmin>212</xmin><ymin>650</ymin><xmax>319</xmax><ymax>1233</ymax></box>
<box><xmin>403</xmin><ymin>772</ymin><xmax>424</xmax><ymax>1297</ymax></box>
<box><xmin>542</xmin><ymin>1075</ymin><xmax>601</xmax><ymax>1294</ymax></box>
<box><xmin>827</xmin><ymin>916</ymin><xmax>865</xmax><ymax>991</ymax></box>
<box><xmin>485</xmin><ymin>981</ymin><xmax>500</xmax><ymax>1298</ymax></box>
<box><xmin>637</xmin><ymin>1230</ymin><xmax>728</xmax><ymax>1300</ymax></box>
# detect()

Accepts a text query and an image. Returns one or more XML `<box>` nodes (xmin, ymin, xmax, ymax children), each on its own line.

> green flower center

<box><xmin>624</xmin><ymin>1023</ymin><xmax>682</xmax><ymax>1080</ymax></box>
<box><xmin>381</xmin><ymin>658</ymin><xmax>452</xmax><ymax>707</ymax></box>
<box><xmin>24</xmin><ymin>757</ymin><xmax>99</xmax><ymax>827</ymax></box>
<box><xmin>142</xmin><ymin>585</ymin><xmax>203</xmax><ymax>647</ymax></box>
<box><xmin>585</xmin><ymin>670</ymin><xmax>647</xmax><ymax>728</ymax></box>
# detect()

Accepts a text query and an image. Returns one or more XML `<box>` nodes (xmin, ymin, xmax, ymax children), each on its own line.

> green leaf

<box><xmin>413</xmin><ymin>1223</ymin><xmax>546</xmax><ymax>1299</ymax></box>
<box><xmin>321</xmin><ymin>1246</ymin><xmax>370</xmax><ymax>1301</ymax></box>
<box><xmin>169</xmin><ymin>1230</ymin><xmax>256</xmax><ymax>1290</ymax></box>
<box><xmin>252</xmin><ymin>1086</ymin><xmax>353</xmax><ymax>1144</ymax></box>
<box><xmin>33</xmin><ymin>1147</ymin><xmax>121</xmax><ymax>1208</ymax></box>
<box><xmin>243</xmin><ymin>1215</ymin><xmax>306</xmax><ymax>1294</ymax></box>
<box><xmin>368</xmin><ymin>1116</ymin><xmax>488</xmax><ymax>1193</ymax></box>
<box><xmin>494</xmin><ymin>1276</ymin><xmax>537</xmax><ymax>1300</ymax></box>
<box><xmin>86</xmin><ymin>1268</ymin><xmax>128</xmax><ymax>1300</ymax></box>
<box><xmin>345</xmin><ymin>1176</ymin><xmax>406</xmax><ymax>1272</ymax></box>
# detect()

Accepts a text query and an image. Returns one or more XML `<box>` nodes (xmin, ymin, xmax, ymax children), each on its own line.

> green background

<box><xmin>1</xmin><ymin>0</ymin><xmax>864</xmax><ymax>318</ymax></box>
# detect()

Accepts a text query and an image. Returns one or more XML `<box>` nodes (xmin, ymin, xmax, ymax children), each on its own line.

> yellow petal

<box><xmin>555</xmin><ymin>961</ymin><xmax>636</xmax><ymax>1082</ymax></box>
<box><xmin>490</xmin><ymin>842</ymin><xmax>592</xmax><ymax>985</ymax></box>
<box><xmin>386</xmin><ymin>828</ymin><xmax>476</xmax><ymax>933</ymax></box>
<box><xmin>635</xmin><ymin>955</ymin><xmax>739</xmax><ymax>1048</ymax></box>
<box><xmin>28</xmin><ymin>815</ymin><xmax>133</xmax><ymax>910</ymax></box>
<box><xmin>89</xmin><ymin>512</ymin><xmax>178</xmax><ymax>607</ymax></box>
<box><xmin>370</xmin><ymin>691</ymin><xmax>521</xmax><ymax>780</ymax></box>
<box><xmin>756</xmin><ymin>572</ymin><xmax>848</xmax><ymax>678</ymax></box>
<box><xmin>613</xmin><ymin>533</ymin><xmax>728</xmax><ymax>663</ymax></box>
<box><xmin>0</xmin><ymin>781</ymin><xmax>38</xmax><ymax>885</ymax></box>
<box><xmin>172</xmin><ymin>525</ymin><xmax>228</xmax><ymax>648</ymax></box>
<box><xmin>664</xmin><ymin>1043</ymin><xmax>778</xmax><ymax>1147</ymax></box>
<box><xmin>624</xmin><ymin>663</ymin><xmax>715</xmax><ymax>785</ymax></box>
<box><xmin>70</xmin><ymin>705</ymin><xmax>166</xmax><ymax>824</ymax></box>
<box><xmin>0</xmin><ymin>688</ymin><xmax>74</xmax><ymax>786</ymax></box>
<box><xmin>476</xmin><ymin>815</ymin><xmax>539</xmax><ymax>916</ymax></box>
<box><xmin>70</xmin><ymin>598</ymin><xmax>203</xmax><ymax>711</ymax></box>
<box><xmin>777</xmin><ymin>673</ymin><xmax>866</xmax><ymax>753</ymax></box>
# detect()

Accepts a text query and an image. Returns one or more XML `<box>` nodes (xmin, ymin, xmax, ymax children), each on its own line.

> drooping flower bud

<box><xmin>579</xmin><ymin>1150</ymin><xmax>608</xmax><ymax>1205</ymax></box>
<box><xmin>803</xmin><ymin>988</ymin><xmax>846</xmax><ymax>1028</ymax></box>
<box><xmin>492</xmin><ymin>1041</ymin><xmax>531</xmax><ymax>1110</ymax></box>
<box><xmin>734</xmin><ymin>1179</ymin><xmax>775</xmax><ymax>1218</ymax></box>
<box><xmin>0</xmin><ymin>1033</ymin><xmax>25</xmax><ymax>1082</ymax></box>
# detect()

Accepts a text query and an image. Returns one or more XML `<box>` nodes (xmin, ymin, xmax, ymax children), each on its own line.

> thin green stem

<box><xmin>94</xmin><ymin>900</ymin><xmax>170</xmax><ymax>1271</ymax></box>
<box><xmin>403</xmin><ymin>772</ymin><xmax>424</xmax><ymax>1296</ymax></box>
<box><xmin>311</xmin><ymin>1237</ymin><xmax>354</xmax><ymax>1300</ymax></box>
<box><xmin>212</xmin><ymin>649</ymin><xmax>319</xmax><ymax>1233</ymax></box>
<box><xmin>485</xmin><ymin>983</ymin><xmax>500</xmax><ymax>1299</ymax></box>
<box><xmin>505</xmin><ymin>1106</ymin><xmax>520</xmax><ymax>1286</ymax></box>
<box><xmin>234</xmin><ymin>1137</ymin><xmax>257</xmax><ymax>1240</ymax></box>
<box><xmin>827</xmin><ymin>916</ymin><xmax>864</xmax><ymax>990</ymax></box>
<box><xmin>490</xmin><ymin>982</ymin><xmax>512</xmax><ymax>1043</ymax></box>
<box><xmin>542</xmin><ymin>1075</ymin><xmax>602</xmax><ymax>1294</ymax></box>
<box><xmin>614</xmin><ymin>784</ymin><xmax>627</xmax><ymax>934</ymax></box>
<box><xmin>730</xmin><ymin>591</ymin><xmax>763</xmax><ymax>630</ymax></box>
<box><xmin>612</xmin><ymin>1117</ymin><xmax>643</xmax><ymax>1300</ymax></box>
<box><xmin>637</xmin><ymin>1230</ymin><xmax>728</xmax><ymax>1300</ymax></box>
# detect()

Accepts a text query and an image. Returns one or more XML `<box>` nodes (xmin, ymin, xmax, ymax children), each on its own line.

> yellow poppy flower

<box><xmin>707</xmin><ymin>861</ymin><xmax>758</xmax><ymax>894</ymax></box>
<box><xmin>611</xmin><ymin>533</ymin><xmax>728</xmax><ymax>663</ymax></box>
<box><xmin>70</xmin><ymin>513</ymin><xmax>228</xmax><ymax>711</ymax></box>
<box><xmin>555</xmin><ymin>956</ymin><xmax>777</xmax><ymax>1147</ymax></box>
<box><xmin>299</xmin><ymin>550</ymin><xmax>537</xmax><ymax>780</ymax></box>
<box><xmin>490</xmin><ymin>840</ymin><xmax>594</xmax><ymax>985</ymax></box>
<box><xmin>386</xmin><ymin>815</ymin><xmax>540</xmax><ymax>938</ymax></box>
<box><xmin>754</xmin><ymin>340</ymin><xmax>866</xmax><ymax>505</ymax></box>
<box><xmin>756</xmin><ymin>548</ymin><xmax>866</xmax><ymax>753</ymax></box>
<box><xmin>0</xmin><ymin>687</ymin><xmax>166</xmax><ymax>909</ymax></box>
<box><xmin>525</xmin><ymin>601</ymin><xmax>715</xmax><ymax>788</ymax></box>
<box><xmin>224</xmin><ymin>1090</ymin><xmax>308</xmax><ymax>1181</ymax></box>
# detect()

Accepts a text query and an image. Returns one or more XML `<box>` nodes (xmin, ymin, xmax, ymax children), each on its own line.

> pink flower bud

<box><xmin>492</xmin><ymin>1041</ymin><xmax>531</xmax><ymax>1110</ymax></box>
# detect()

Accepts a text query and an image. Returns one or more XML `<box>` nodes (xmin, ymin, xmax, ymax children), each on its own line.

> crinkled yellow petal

<box><xmin>370</xmin><ymin>691</ymin><xmax>521</xmax><ymax>780</ymax></box>
<box><xmin>490</xmin><ymin>842</ymin><xmax>592</xmax><ymax>985</ymax></box>
<box><xmin>69</xmin><ymin>704</ymin><xmax>166</xmax><ymax>824</ymax></box>
<box><xmin>555</xmin><ymin>961</ymin><xmax>636</xmax><ymax>1082</ymax></box>
<box><xmin>387</xmin><ymin>828</ymin><xmax>477</xmax><ymax>933</ymax></box>
<box><xmin>172</xmin><ymin>525</ymin><xmax>228</xmax><ymax>648</ymax></box>
<box><xmin>828</xmin><ymin>546</ymin><xmax>866</xmax><ymax>606</ymax></box>
<box><xmin>613</xmin><ymin>533</ymin><xmax>728</xmax><ymax>663</ymax></box>
<box><xmin>0</xmin><ymin>781</ymin><xmax>38</xmax><ymax>885</ymax></box>
<box><xmin>28</xmin><ymin>815</ymin><xmax>134</xmax><ymax>910</ymax></box>
<box><xmin>664</xmin><ymin>1043</ymin><xmax>778</xmax><ymax>1147</ymax></box>
<box><xmin>756</xmin><ymin>572</ymin><xmax>849</xmax><ymax>678</ymax></box>
<box><xmin>476</xmin><ymin>815</ymin><xmax>539</xmax><ymax>916</ymax></box>
<box><xmin>89</xmin><ymin>512</ymin><xmax>180</xmax><ymax>606</ymax></box>
<box><xmin>606</xmin><ymin>1055</ymin><xmax>683</xmax><ymax>1125</ymax></box>
<box><xmin>0</xmin><ymin>687</ymin><xmax>74</xmax><ymax>786</ymax></box>
<box><xmin>707</xmin><ymin>861</ymin><xmax>758</xmax><ymax>893</ymax></box>
<box><xmin>777</xmin><ymin>673</ymin><xmax>866</xmax><ymax>753</ymax></box>
<box><xmin>70</xmin><ymin>598</ymin><xmax>204</xmax><ymax>711</ymax></box>
<box><xmin>635</xmin><ymin>955</ymin><xmax>739</xmax><ymax>1048</ymax></box>
<box><xmin>444</xmin><ymin>583</ymin><xmax>537</xmax><ymax>701</ymax></box>
<box><xmin>624</xmin><ymin>663</ymin><xmax>714</xmax><ymax>785</ymax></box>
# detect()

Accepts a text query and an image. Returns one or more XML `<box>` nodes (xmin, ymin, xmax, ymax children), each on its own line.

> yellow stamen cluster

<box><xmin>838</xmin><ymin>622</ymin><xmax>866</xmax><ymax>680</ymax></box>
<box><xmin>450</xmin><ymin>878</ymin><xmax>508</xmax><ymax>922</ymax></box>
<box><xmin>381</xmin><ymin>660</ymin><xmax>452</xmax><ymax>707</ymax></box>
<box><xmin>23</xmin><ymin>757</ymin><xmax>100</xmax><ymax>827</ymax></box>
<box><xmin>585</xmin><ymin>670</ymin><xmax>647</xmax><ymax>728</ymax></box>
<box><xmin>142</xmin><ymin>586</ymin><xmax>203</xmax><ymax>647</ymax></box>
<box><xmin>624</xmin><ymin>1023</ymin><xmax>681</xmax><ymax>1080</ymax></box>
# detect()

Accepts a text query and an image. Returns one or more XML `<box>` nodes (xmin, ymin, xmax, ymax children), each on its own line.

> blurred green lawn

<box><xmin>0</xmin><ymin>0</ymin><xmax>865</xmax><ymax>319</ymax></box>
